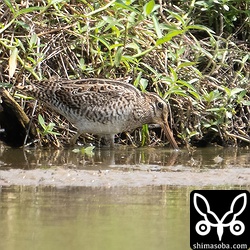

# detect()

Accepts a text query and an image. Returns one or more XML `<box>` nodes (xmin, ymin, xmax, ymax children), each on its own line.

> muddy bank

<box><xmin>0</xmin><ymin>146</ymin><xmax>249</xmax><ymax>188</ymax></box>
<box><xmin>0</xmin><ymin>168</ymin><xmax>249</xmax><ymax>187</ymax></box>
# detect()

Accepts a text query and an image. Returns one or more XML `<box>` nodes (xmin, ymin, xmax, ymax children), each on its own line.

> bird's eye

<box><xmin>157</xmin><ymin>102</ymin><xmax>164</xmax><ymax>109</ymax></box>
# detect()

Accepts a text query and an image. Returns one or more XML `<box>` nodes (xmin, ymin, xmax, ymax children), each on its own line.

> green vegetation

<box><xmin>38</xmin><ymin>114</ymin><xmax>60</xmax><ymax>137</ymax></box>
<box><xmin>0</xmin><ymin>0</ymin><xmax>249</xmax><ymax>147</ymax></box>
<box><xmin>72</xmin><ymin>146</ymin><xmax>95</xmax><ymax>156</ymax></box>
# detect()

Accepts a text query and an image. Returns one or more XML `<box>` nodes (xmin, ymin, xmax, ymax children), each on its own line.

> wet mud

<box><xmin>0</xmin><ymin>167</ymin><xmax>249</xmax><ymax>187</ymax></box>
<box><xmin>0</xmin><ymin>145</ymin><xmax>249</xmax><ymax>187</ymax></box>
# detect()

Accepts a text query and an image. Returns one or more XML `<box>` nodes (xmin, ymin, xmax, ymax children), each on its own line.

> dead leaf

<box><xmin>9</xmin><ymin>47</ymin><xmax>18</xmax><ymax>78</ymax></box>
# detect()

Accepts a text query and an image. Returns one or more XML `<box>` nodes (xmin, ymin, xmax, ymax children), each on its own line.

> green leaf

<box><xmin>152</xmin><ymin>14</ymin><xmax>162</xmax><ymax>38</ymax></box>
<box><xmin>14</xmin><ymin>6</ymin><xmax>43</xmax><ymax>17</ymax></box>
<box><xmin>48</xmin><ymin>0</ymin><xmax>65</xmax><ymax>4</ymax></box>
<box><xmin>186</xmin><ymin>25</ymin><xmax>215</xmax><ymax>34</ymax></box>
<box><xmin>29</xmin><ymin>33</ymin><xmax>38</xmax><ymax>48</ymax></box>
<box><xmin>166</xmin><ymin>89</ymin><xmax>189</xmax><ymax>97</ymax></box>
<box><xmin>126</xmin><ymin>42</ymin><xmax>141</xmax><ymax>53</ymax></box>
<box><xmin>114</xmin><ymin>1</ymin><xmax>139</xmax><ymax>13</ymax></box>
<box><xmin>38</xmin><ymin>114</ymin><xmax>61</xmax><ymax>136</ymax></box>
<box><xmin>169</xmin><ymin>66</ymin><xmax>178</xmax><ymax>82</ymax></box>
<box><xmin>189</xmin><ymin>131</ymin><xmax>200</xmax><ymax>137</ymax></box>
<box><xmin>3</xmin><ymin>0</ymin><xmax>15</xmax><ymax>13</ymax></box>
<box><xmin>84</xmin><ymin>146</ymin><xmax>95</xmax><ymax>156</ymax></box>
<box><xmin>16</xmin><ymin>38</ymin><xmax>26</xmax><ymax>52</ymax></box>
<box><xmin>38</xmin><ymin>114</ymin><xmax>46</xmax><ymax>130</ymax></box>
<box><xmin>189</xmin><ymin>90</ymin><xmax>201</xmax><ymax>100</ymax></box>
<box><xmin>223</xmin><ymin>86</ymin><xmax>231</xmax><ymax>96</ymax></box>
<box><xmin>114</xmin><ymin>47</ymin><xmax>123</xmax><ymax>67</ymax></box>
<box><xmin>230</xmin><ymin>88</ymin><xmax>245</xmax><ymax>97</ymax></box>
<box><xmin>223</xmin><ymin>4</ymin><xmax>229</xmax><ymax>11</ymax></box>
<box><xmin>92</xmin><ymin>35</ymin><xmax>111</xmax><ymax>51</ymax></box>
<box><xmin>133</xmin><ymin>72</ymin><xmax>142</xmax><ymax>88</ymax></box>
<box><xmin>0</xmin><ymin>82</ymin><xmax>12</xmax><ymax>88</ymax></box>
<box><xmin>177</xmin><ymin>80</ymin><xmax>197</xmax><ymax>92</ymax></box>
<box><xmin>167</xmin><ymin>10</ymin><xmax>185</xmax><ymax>26</ymax></box>
<box><xmin>72</xmin><ymin>146</ymin><xmax>95</xmax><ymax>156</ymax></box>
<box><xmin>237</xmin><ymin>90</ymin><xmax>246</xmax><ymax>101</ymax></box>
<box><xmin>85</xmin><ymin>0</ymin><xmax>116</xmax><ymax>17</ymax></box>
<box><xmin>72</xmin><ymin>148</ymin><xmax>80</xmax><ymax>153</ymax></box>
<box><xmin>223</xmin><ymin>87</ymin><xmax>244</xmax><ymax>98</ymax></box>
<box><xmin>110</xmin><ymin>43</ymin><xmax>124</xmax><ymax>50</ymax></box>
<box><xmin>206</xmin><ymin>108</ymin><xmax>223</xmax><ymax>112</ymax></box>
<box><xmin>143</xmin><ymin>0</ymin><xmax>155</xmax><ymax>16</ymax></box>
<box><xmin>48</xmin><ymin>123</ymin><xmax>56</xmax><ymax>131</ymax></box>
<box><xmin>156</xmin><ymin>30</ymin><xmax>184</xmax><ymax>46</ymax></box>
<box><xmin>242</xmin><ymin>101</ymin><xmax>250</xmax><ymax>106</ymax></box>
<box><xmin>139</xmin><ymin>78</ymin><xmax>148</xmax><ymax>92</ymax></box>
<box><xmin>79</xmin><ymin>58</ymin><xmax>86</xmax><ymax>71</ymax></box>
<box><xmin>177</xmin><ymin>61</ymin><xmax>196</xmax><ymax>69</ymax></box>
<box><xmin>141</xmin><ymin>124</ymin><xmax>149</xmax><ymax>146</ymax></box>
<box><xmin>140</xmin><ymin>62</ymin><xmax>158</xmax><ymax>75</ymax></box>
<box><xmin>242</xmin><ymin>54</ymin><xmax>249</xmax><ymax>64</ymax></box>
<box><xmin>14</xmin><ymin>93</ymin><xmax>34</xmax><ymax>100</ymax></box>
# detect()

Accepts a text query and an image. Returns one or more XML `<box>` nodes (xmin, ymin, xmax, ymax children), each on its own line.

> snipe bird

<box><xmin>17</xmin><ymin>78</ymin><xmax>178</xmax><ymax>149</ymax></box>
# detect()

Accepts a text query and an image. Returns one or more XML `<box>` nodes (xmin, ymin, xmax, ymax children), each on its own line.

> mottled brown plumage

<box><xmin>17</xmin><ymin>78</ymin><xmax>178</xmax><ymax>149</ymax></box>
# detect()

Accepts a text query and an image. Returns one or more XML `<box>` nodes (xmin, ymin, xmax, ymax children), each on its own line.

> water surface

<box><xmin>0</xmin><ymin>145</ymin><xmax>249</xmax><ymax>170</ymax></box>
<box><xmin>0</xmin><ymin>186</ymin><xmax>191</xmax><ymax>250</ymax></box>
<box><xmin>0</xmin><ymin>145</ymin><xmax>249</xmax><ymax>250</ymax></box>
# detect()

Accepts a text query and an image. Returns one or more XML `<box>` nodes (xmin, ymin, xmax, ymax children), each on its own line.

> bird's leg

<box><xmin>103</xmin><ymin>134</ymin><xmax>115</xmax><ymax>148</ymax></box>
<box><xmin>110</xmin><ymin>134</ymin><xmax>115</xmax><ymax>148</ymax></box>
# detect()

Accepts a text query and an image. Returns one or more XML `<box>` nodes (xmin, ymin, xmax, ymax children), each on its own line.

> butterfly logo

<box><xmin>193</xmin><ymin>193</ymin><xmax>247</xmax><ymax>241</ymax></box>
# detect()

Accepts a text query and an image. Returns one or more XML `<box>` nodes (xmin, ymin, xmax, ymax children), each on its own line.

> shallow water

<box><xmin>0</xmin><ymin>186</ymin><xmax>191</xmax><ymax>250</ymax></box>
<box><xmin>0</xmin><ymin>145</ymin><xmax>249</xmax><ymax>187</ymax></box>
<box><xmin>0</xmin><ymin>145</ymin><xmax>249</xmax><ymax>171</ymax></box>
<box><xmin>0</xmin><ymin>145</ymin><xmax>249</xmax><ymax>249</ymax></box>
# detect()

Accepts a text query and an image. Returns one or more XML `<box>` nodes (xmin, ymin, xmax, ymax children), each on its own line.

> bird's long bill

<box><xmin>162</xmin><ymin>121</ymin><xmax>179</xmax><ymax>149</ymax></box>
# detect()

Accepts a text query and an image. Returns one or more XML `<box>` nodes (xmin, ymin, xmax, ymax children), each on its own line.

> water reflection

<box><xmin>0</xmin><ymin>145</ymin><xmax>249</xmax><ymax>170</ymax></box>
<box><xmin>0</xmin><ymin>186</ymin><xmax>190</xmax><ymax>250</ymax></box>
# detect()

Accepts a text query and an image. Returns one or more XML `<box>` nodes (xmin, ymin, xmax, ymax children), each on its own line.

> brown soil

<box><xmin>0</xmin><ymin>168</ymin><xmax>249</xmax><ymax>187</ymax></box>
